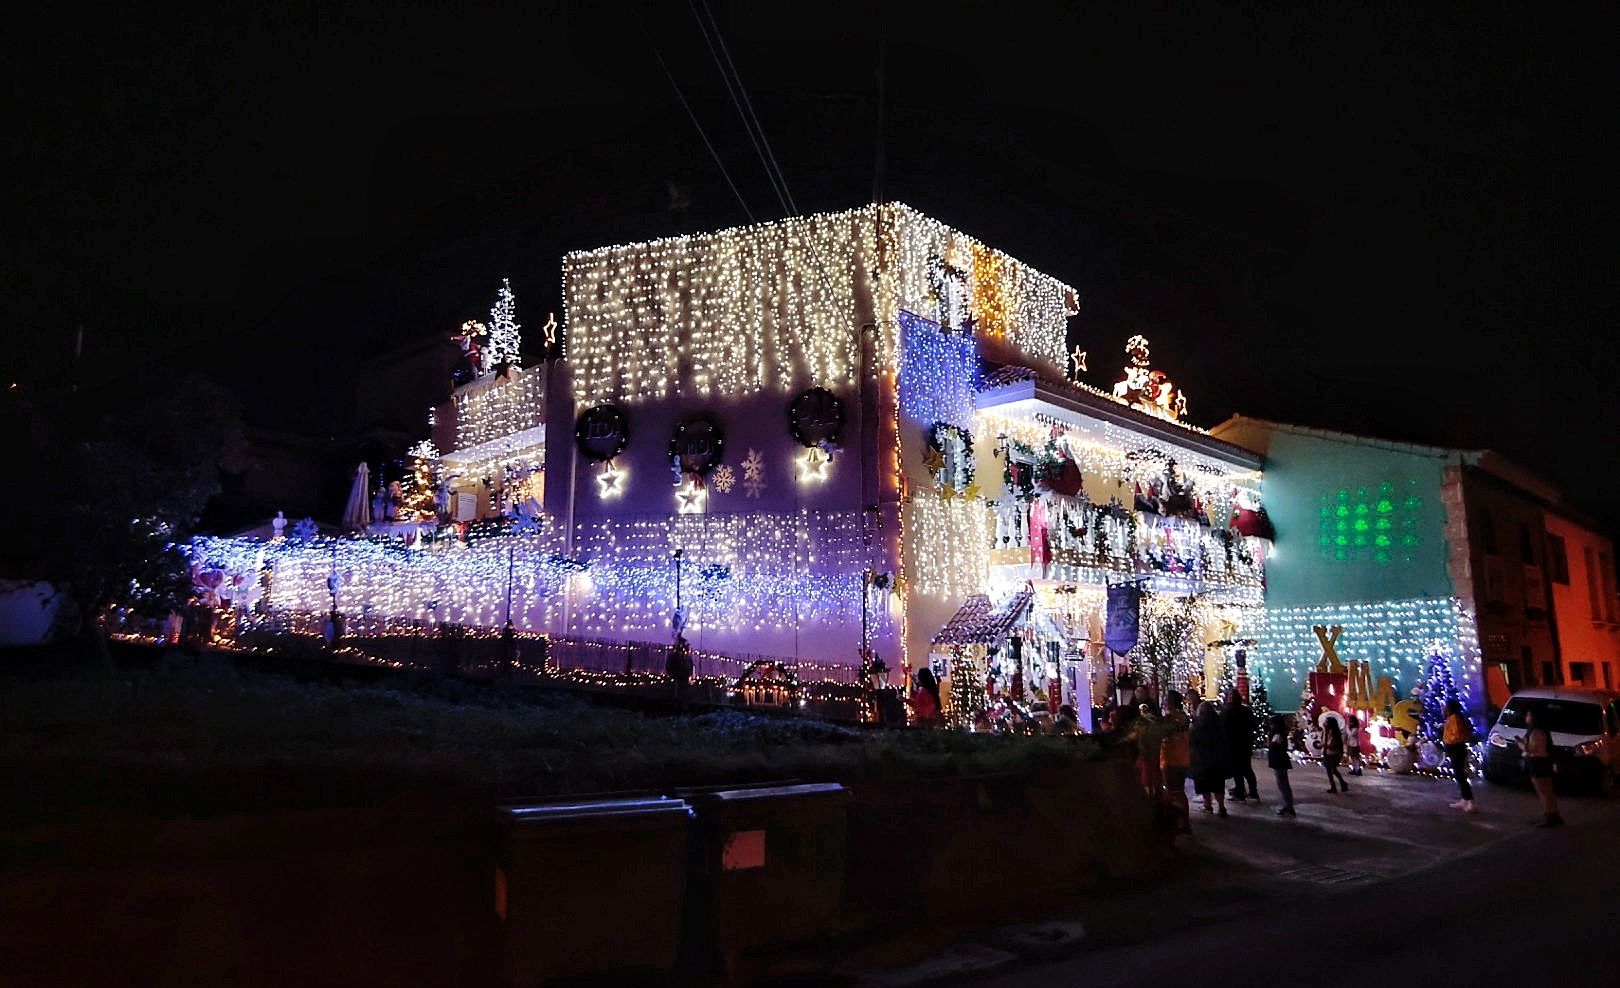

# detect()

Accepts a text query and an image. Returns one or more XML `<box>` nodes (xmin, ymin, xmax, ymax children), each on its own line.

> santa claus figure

<box><xmin>453</xmin><ymin>320</ymin><xmax>489</xmax><ymax>379</ymax></box>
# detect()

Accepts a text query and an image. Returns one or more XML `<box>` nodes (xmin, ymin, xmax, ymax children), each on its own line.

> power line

<box><xmin>872</xmin><ymin>28</ymin><xmax>886</xmax><ymax>206</ymax></box>
<box><xmin>695</xmin><ymin>0</ymin><xmax>797</xmax><ymax>215</ymax></box>
<box><xmin>689</xmin><ymin>1</ymin><xmax>791</xmax><ymax>216</ymax></box>
<box><xmin>637</xmin><ymin>14</ymin><xmax>756</xmax><ymax>224</ymax></box>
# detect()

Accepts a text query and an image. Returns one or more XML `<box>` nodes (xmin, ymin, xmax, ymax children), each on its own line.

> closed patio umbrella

<box><xmin>341</xmin><ymin>461</ymin><xmax>372</xmax><ymax>530</ymax></box>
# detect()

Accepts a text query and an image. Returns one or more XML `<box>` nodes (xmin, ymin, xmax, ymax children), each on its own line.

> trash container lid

<box><xmin>499</xmin><ymin>796</ymin><xmax>692</xmax><ymax>827</ymax></box>
<box><xmin>703</xmin><ymin>782</ymin><xmax>849</xmax><ymax>804</ymax></box>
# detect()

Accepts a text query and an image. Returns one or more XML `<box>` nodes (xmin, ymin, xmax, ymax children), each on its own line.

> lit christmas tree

<box><xmin>399</xmin><ymin>440</ymin><xmax>441</xmax><ymax>521</ymax></box>
<box><xmin>486</xmin><ymin>278</ymin><xmax>522</xmax><ymax>369</ymax></box>
<box><xmin>948</xmin><ymin>653</ymin><xmax>986</xmax><ymax>729</ymax></box>
<box><xmin>1417</xmin><ymin>652</ymin><xmax>1460</xmax><ymax>741</ymax></box>
<box><xmin>1250</xmin><ymin>680</ymin><xmax>1276</xmax><ymax>748</ymax></box>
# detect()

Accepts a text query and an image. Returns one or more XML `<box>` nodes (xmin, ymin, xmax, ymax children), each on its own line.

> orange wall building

<box><xmin>1544</xmin><ymin>511</ymin><xmax>1620</xmax><ymax>690</ymax></box>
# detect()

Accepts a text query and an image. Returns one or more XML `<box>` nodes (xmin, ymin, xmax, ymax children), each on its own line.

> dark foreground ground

<box><xmin>4</xmin><ymin>644</ymin><xmax>1614</xmax><ymax>985</ymax></box>
<box><xmin>837</xmin><ymin>756</ymin><xmax>1620</xmax><ymax>986</ymax></box>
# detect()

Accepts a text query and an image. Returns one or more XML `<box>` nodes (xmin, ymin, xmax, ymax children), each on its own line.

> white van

<box><xmin>1484</xmin><ymin>687</ymin><xmax>1620</xmax><ymax>793</ymax></box>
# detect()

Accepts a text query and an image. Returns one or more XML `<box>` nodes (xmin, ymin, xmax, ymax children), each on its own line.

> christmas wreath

<box><xmin>788</xmin><ymin>387</ymin><xmax>845</xmax><ymax>450</ymax></box>
<box><xmin>668</xmin><ymin>414</ymin><xmax>726</xmax><ymax>477</ymax></box>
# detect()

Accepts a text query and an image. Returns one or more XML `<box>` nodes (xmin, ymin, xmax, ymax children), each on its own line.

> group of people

<box><xmin>1107</xmin><ymin>686</ymin><xmax>1382</xmax><ymax>831</ymax></box>
<box><xmin>908</xmin><ymin>672</ymin><xmax>1563</xmax><ymax>832</ymax></box>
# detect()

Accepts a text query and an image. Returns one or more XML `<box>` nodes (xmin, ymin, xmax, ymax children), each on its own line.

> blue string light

<box><xmin>898</xmin><ymin>310</ymin><xmax>978</xmax><ymax>430</ymax></box>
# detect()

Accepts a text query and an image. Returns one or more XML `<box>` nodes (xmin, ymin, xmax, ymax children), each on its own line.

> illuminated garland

<box><xmin>454</xmin><ymin>371</ymin><xmax>544</xmax><ymax>451</ymax></box>
<box><xmin>187</xmin><ymin>507</ymin><xmax>876</xmax><ymax>644</ymax></box>
<box><xmin>906</xmin><ymin>495</ymin><xmax>991</xmax><ymax>597</ymax></box>
<box><xmin>898</xmin><ymin>309</ymin><xmax>978</xmax><ymax>429</ymax></box>
<box><xmin>563</xmin><ymin>204</ymin><xmax>1076</xmax><ymax>406</ymax></box>
<box><xmin>1239</xmin><ymin>596</ymin><xmax>1484</xmax><ymax>716</ymax></box>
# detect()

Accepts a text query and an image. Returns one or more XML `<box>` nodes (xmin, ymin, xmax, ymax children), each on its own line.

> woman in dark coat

<box><xmin>1189</xmin><ymin>701</ymin><xmax>1229</xmax><ymax>817</ymax></box>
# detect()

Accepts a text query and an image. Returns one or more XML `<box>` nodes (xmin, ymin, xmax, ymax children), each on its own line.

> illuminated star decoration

<box><xmin>1069</xmin><ymin>346</ymin><xmax>1088</xmax><ymax>379</ymax></box>
<box><xmin>796</xmin><ymin>448</ymin><xmax>831</xmax><ymax>484</ymax></box>
<box><xmin>542</xmin><ymin>312</ymin><xmax>558</xmax><ymax>348</ymax></box>
<box><xmin>595</xmin><ymin>462</ymin><xmax>624</xmax><ymax>498</ymax></box>
<box><xmin>675</xmin><ymin>476</ymin><xmax>707</xmax><ymax>514</ymax></box>
<box><xmin>710</xmin><ymin>464</ymin><xmax>736</xmax><ymax>494</ymax></box>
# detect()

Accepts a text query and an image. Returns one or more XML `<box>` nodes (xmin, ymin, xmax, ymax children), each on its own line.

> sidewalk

<box><xmin>811</xmin><ymin>765</ymin><xmax>1562</xmax><ymax>988</ymax></box>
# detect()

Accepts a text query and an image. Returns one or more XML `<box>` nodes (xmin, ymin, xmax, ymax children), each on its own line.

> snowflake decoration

<box><xmin>741</xmin><ymin>449</ymin><xmax>766</xmax><ymax>498</ymax></box>
<box><xmin>512</xmin><ymin>511</ymin><xmax>547</xmax><ymax>536</ymax></box>
<box><xmin>290</xmin><ymin>517</ymin><xmax>319</xmax><ymax>540</ymax></box>
<box><xmin>711</xmin><ymin>464</ymin><xmax>736</xmax><ymax>494</ymax></box>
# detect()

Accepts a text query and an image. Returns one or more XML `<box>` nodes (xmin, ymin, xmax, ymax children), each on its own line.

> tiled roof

<box><xmin>931</xmin><ymin>588</ymin><xmax>1035</xmax><ymax>646</ymax></box>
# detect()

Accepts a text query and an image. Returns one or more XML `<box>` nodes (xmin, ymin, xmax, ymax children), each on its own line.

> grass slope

<box><xmin>1</xmin><ymin>649</ymin><xmax>1097</xmax><ymax>821</ymax></box>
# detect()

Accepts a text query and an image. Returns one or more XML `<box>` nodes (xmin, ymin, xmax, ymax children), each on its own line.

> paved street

<box><xmin>845</xmin><ymin>764</ymin><xmax>1620</xmax><ymax>986</ymax></box>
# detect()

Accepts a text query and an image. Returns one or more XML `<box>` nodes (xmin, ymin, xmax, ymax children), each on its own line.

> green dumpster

<box><xmin>495</xmin><ymin>796</ymin><xmax>691</xmax><ymax>987</ymax></box>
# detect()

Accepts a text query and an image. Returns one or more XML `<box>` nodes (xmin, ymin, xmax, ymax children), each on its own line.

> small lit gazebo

<box><xmin>930</xmin><ymin>588</ymin><xmax>1034</xmax><ymax>726</ymax></box>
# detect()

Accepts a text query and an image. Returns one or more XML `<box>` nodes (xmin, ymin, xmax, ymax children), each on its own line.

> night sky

<box><xmin>13</xmin><ymin>2</ymin><xmax>1614</xmax><ymax>520</ymax></box>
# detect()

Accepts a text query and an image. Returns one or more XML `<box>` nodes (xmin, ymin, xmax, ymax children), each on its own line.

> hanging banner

<box><xmin>1104</xmin><ymin>582</ymin><xmax>1141</xmax><ymax>655</ymax></box>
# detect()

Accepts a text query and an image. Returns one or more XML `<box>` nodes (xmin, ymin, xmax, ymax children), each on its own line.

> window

<box><xmin>1547</xmin><ymin>534</ymin><xmax>1569</xmax><ymax>584</ymax></box>
<box><xmin>1605</xmin><ymin>665</ymin><xmax>1614</xmax><ymax>691</ymax></box>
<box><xmin>1601</xmin><ymin>552</ymin><xmax>1618</xmax><ymax>622</ymax></box>
<box><xmin>1570</xmin><ymin>662</ymin><xmax>1593</xmax><ymax>686</ymax></box>
<box><xmin>1479</xmin><ymin>507</ymin><xmax>1497</xmax><ymax>554</ymax></box>
<box><xmin>1518</xmin><ymin>522</ymin><xmax>1534</xmax><ymax>564</ymax></box>
<box><xmin>1485</xmin><ymin>556</ymin><xmax>1506</xmax><ymax>603</ymax></box>
<box><xmin>1588</xmin><ymin>547</ymin><xmax>1602</xmax><ymax>619</ymax></box>
<box><xmin>1541</xmin><ymin>660</ymin><xmax>1557</xmax><ymax>685</ymax></box>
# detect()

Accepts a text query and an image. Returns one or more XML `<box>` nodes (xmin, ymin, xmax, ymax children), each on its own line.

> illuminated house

<box><xmin>542</xmin><ymin>203</ymin><xmax>1271</xmax><ymax>711</ymax></box>
<box><xmin>190</xmin><ymin>204</ymin><xmax>1275</xmax><ymax>710</ymax></box>
<box><xmin>1212</xmin><ymin>416</ymin><xmax>1619</xmax><ymax>724</ymax></box>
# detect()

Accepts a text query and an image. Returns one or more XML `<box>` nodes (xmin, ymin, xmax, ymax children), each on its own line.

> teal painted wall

<box><xmin>1261</xmin><ymin>430</ymin><xmax>1454</xmax><ymax>608</ymax></box>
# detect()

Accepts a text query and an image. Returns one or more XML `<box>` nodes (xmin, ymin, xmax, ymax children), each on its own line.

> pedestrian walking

<box><xmin>1222</xmin><ymin>688</ymin><xmax>1260</xmax><ymax>801</ymax></box>
<box><xmin>1160</xmin><ymin>691</ymin><xmax>1192</xmax><ymax>834</ymax></box>
<box><xmin>1190</xmin><ymin>701</ymin><xmax>1229</xmax><ymax>817</ymax></box>
<box><xmin>1346</xmin><ymin>714</ymin><xmax>1365</xmax><ymax>776</ymax></box>
<box><xmin>1321</xmin><ymin>715</ymin><xmax>1349</xmax><ymax>793</ymax></box>
<box><xmin>1442</xmin><ymin>699</ymin><xmax>1478</xmax><ymax>813</ymax></box>
<box><xmin>1268</xmin><ymin>714</ymin><xmax>1295</xmax><ymax>816</ymax></box>
<box><xmin>1516</xmin><ymin>708</ymin><xmax>1561</xmax><ymax>826</ymax></box>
